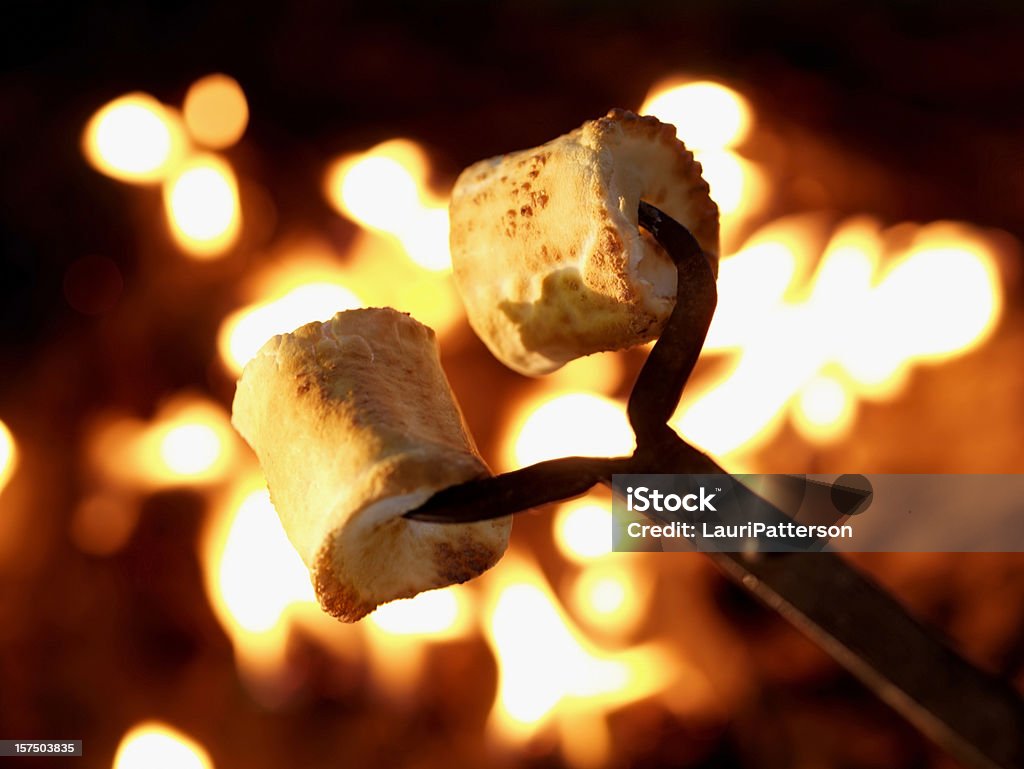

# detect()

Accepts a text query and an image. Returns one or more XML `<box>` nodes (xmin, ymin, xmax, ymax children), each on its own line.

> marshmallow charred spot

<box><xmin>450</xmin><ymin>109</ymin><xmax>719</xmax><ymax>376</ymax></box>
<box><xmin>231</xmin><ymin>308</ymin><xmax>511</xmax><ymax>622</ymax></box>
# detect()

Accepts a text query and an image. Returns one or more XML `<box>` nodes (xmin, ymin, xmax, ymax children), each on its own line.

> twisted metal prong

<box><xmin>627</xmin><ymin>201</ymin><xmax>718</xmax><ymax>448</ymax></box>
<box><xmin>404</xmin><ymin>203</ymin><xmax>715</xmax><ymax>524</ymax></box>
<box><xmin>405</xmin><ymin>455</ymin><xmax>628</xmax><ymax>523</ymax></box>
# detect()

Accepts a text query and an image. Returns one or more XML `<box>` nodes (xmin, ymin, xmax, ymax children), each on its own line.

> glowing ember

<box><xmin>183</xmin><ymin>74</ymin><xmax>249</xmax><ymax>149</ymax></box>
<box><xmin>324</xmin><ymin>139</ymin><xmax>452</xmax><ymax>271</ymax></box>
<box><xmin>82</xmin><ymin>93</ymin><xmax>185</xmax><ymax>184</ymax></box>
<box><xmin>0</xmin><ymin>419</ymin><xmax>15</xmax><ymax>494</ymax></box>
<box><xmin>554</xmin><ymin>496</ymin><xmax>613</xmax><ymax>562</ymax></box>
<box><xmin>506</xmin><ymin>392</ymin><xmax>634</xmax><ymax>470</ymax></box>
<box><xmin>113</xmin><ymin>722</ymin><xmax>213</xmax><ymax>769</ymax></box>
<box><xmin>164</xmin><ymin>153</ymin><xmax>241</xmax><ymax>258</ymax></box>
<box><xmin>218</xmin><ymin>280</ymin><xmax>363</xmax><ymax>375</ymax></box>
<box><xmin>675</xmin><ymin>217</ymin><xmax>1004</xmax><ymax>459</ymax></box>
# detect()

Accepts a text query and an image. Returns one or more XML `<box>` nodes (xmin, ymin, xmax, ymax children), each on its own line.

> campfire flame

<box><xmin>164</xmin><ymin>153</ymin><xmax>242</xmax><ymax>257</ymax></box>
<box><xmin>483</xmin><ymin>553</ymin><xmax>678</xmax><ymax>768</ymax></box>
<box><xmin>82</xmin><ymin>76</ymin><xmax>247</xmax><ymax>259</ymax></box>
<box><xmin>86</xmin><ymin>395</ymin><xmax>236</xmax><ymax>491</ymax></box>
<box><xmin>183</xmin><ymin>74</ymin><xmax>249</xmax><ymax>150</ymax></box>
<box><xmin>202</xmin><ymin>468</ymin><xmax>478</xmax><ymax>702</ymax></box>
<box><xmin>641</xmin><ymin>79</ymin><xmax>766</xmax><ymax>233</ymax></box>
<box><xmin>553</xmin><ymin>495</ymin><xmax>614</xmax><ymax>563</ymax></box>
<box><xmin>504</xmin><ymin>392</ymin><xmax>634</xmax><ymax>471</ymax></box>
<box><xmin>554</xmin><ymin>494</ymin><xmax>652</xmax><ymax>639</ymax></box>
<box><xmin>367</xmin><ymin>586</ymin><xmax>472</xmax><ymax>637</ymax></box>
<box><xmin>0</xmin><ymin>419</ymin><xmax>15</xmax><ymax>494</ymax></box>
<box><xmin>209</xmin><ymin>485</ymin><xmax>315</xmax><ymax>635</ymax></box>
<box><xmin>674</xmin><ymin>216</ymin><xmax>1004</xmax><ymax>457</ymax></box>
<box><xmin>215</xmin><ymin>133</ymin><xmax>466</xmax><ymax>377</ymax></box>
<box><xmin>545</xmin><ymin>350</ymin><xmax>628</xmax><ymax>396</ymax></box>
<box><xmin>641</xmin><ymin>80</ymin><xmax>752</xmax><ymax>150</ymax></box>
<box><xmin>324</xmin><ymin>139</ymin><xmax>452</xmax><ymax>272</ymax></box>
<box><xmin>362</xmin><ymin>585</ymin><xmax>477</xmax><ymax>698</ymax></box>
<box><xmin>201</xmin><ymin>478</ymin><xmax>322</xmax><ymax>698</ymax></box>
<box><xmin>113</xmin><ymin>722</ymin><xmax>213</xmax><ymax>769</ymax></box>
<box><xmin>567</xmin><ymin>561</ymin><xmax>651</xmax><ymax>639</ymax></box>
<box><xmin>321</xmin><ymin>141</ymin><xmax>465</xmax><ymax>334</ymax></box>
<box><xmin>82</xmin><ymin>94</ymin><xmax>186</xmax><ymax>184</ymax></box>
<box><xmin>218</xmin><ymin>261</ymin><xmax>364</xmax><ymax>375</ymax></box>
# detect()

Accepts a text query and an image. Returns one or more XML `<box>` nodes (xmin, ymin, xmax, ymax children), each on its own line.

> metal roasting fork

<box><xmin>404</xmin><ymin>202</ymin><xmax>1024</xmax><ymax>769</ymax></box>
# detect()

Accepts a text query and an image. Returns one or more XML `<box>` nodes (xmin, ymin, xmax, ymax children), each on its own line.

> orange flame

<box><xmin>86</xmin><ymin>394</ymin><xmax>237</xmax><ymax>490</ymax></box>
<box><xmin>183</xmin><ymin>74</ymin><xmax>249</xmax><ymax>149</ymax></box>
<box><xmin>82</xmin><ymin>94</ymin><xmax>187</xmax><ymax>184</ymax></box>
<box><xmin>215</xmin><ymin>231</ymin><xmax>464</xmax><ymax>378</ymax></box>
<box><xmin>321</xmin><ymin>139</ymin><xmax>466</xmax><ymax>343</ymax></box>
<box><xmin>83</xmin><ymin>89</ymin><xmax>245</xmax><ymax>260</ymax></box>
<box><xmin>342</xmin><ymin>231</ymin><xmax>464</xmax><ymax>340</ymax></box>
<box><xmin>163</xmin><ymin>153</ymin><xmax>242</xmax><ymax>258</ymax></box>
<box><xmin>0</xmin><ymin>419</ymin><xmax>16</xmax><ymax>495</ymax></box>
<box><xmin>543</xmin><ymin>351</ymin><xmax>628</xmax><ymax>396</ymax></box>
<box><xmin>640</xmin><ymin>79</ymin><xmax>766</xmax><ymax>235</ymax></box>
<box><xmin>503</xmin><ymin>392</ymin><xmax>634</xmax><ymax>472</ymax></box>
<box><xmin>218</xmin><ymin>263</ymin><xmax>363</xmax><ymax>375</ymax></box>
<box><xmin>201</xmin><ymin>471</ymin><xmax>475</xmax><ymax>702</ymax></box>
<box><xmin>201</xmin><ymin>478</ymin><xmax>321</xmax><ymax>697</ymax></box>
<box><xmin>483</xmin><ymin>553</ymin><xmax>677</xmax><ymax>768</ymax></box>
<box><xmin>553</xmin><ymin>493</ymin><xmax>613</xmax><ymax>564</ymax></box>
<box><xmin>675</xmin><ymin>217</ymin><xmax>1004</xmax><ymax>458</ymax></box>
<box><xmin>113</xmin><ymin>722</ymin><xmax>213</xmax><ymax>769</ymax></box>
<box><xmin>362</xmin><ymin>585</ymin><xmax>476</xmax><ymax>698</ymax></box>
<box><xmin>640</xmin><ymin>80</ymin><xmax>752</xmax><ymax>150</ymax></box>
<box><xmin>324</xmin><ymin>139</ymin><xmax>452</xmax><ymax>272</ymax></box>
<box><xmin>566</xmin><ymin>562</ymin><xmax>652</xmax><ymax>640</ymax></box>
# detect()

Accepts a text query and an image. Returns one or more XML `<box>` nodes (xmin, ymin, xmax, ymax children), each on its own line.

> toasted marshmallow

<box><xmin>232</xmin><ymin>308</ymin><xmax>510</xmax><ymax>622</ymax></box>
<box><xmin>450</xmin><ymin>109</ymin><xmax>719</xmax><ymax>376</ymax></box>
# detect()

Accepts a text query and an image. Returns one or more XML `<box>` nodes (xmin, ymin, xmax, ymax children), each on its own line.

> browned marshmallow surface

<box><xmin>232</xmin><ymin>308</ymin><xmax>510</xmax><ymax>622</ymax></box>
<box><xmin>450</xmin><ymin>109</ymin><xmax>719</xmax><ymax>376</ymax></box>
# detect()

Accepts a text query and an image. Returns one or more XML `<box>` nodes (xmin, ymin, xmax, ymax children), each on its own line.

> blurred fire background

<box><xmin>2</xmin><ymin>2</ymin><xmax>1024</xmax><ymax>767</ymax></box>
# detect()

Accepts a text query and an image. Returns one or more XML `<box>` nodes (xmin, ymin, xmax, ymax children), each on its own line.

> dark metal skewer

<box><xmin>404</xmin><ymin>202</ymin><xmax>1024</xmax><ymax>769</ymax></box>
